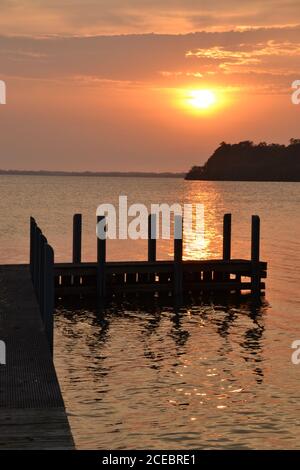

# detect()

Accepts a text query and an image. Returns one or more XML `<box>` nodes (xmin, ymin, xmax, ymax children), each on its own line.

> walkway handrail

<box><xmin>30</xmin><ymin>217</ymin><xmax>54</xmax><ymax>356</ymax></box>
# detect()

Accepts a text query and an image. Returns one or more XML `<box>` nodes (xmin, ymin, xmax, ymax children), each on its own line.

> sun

<box><xmin>173</xmin><ymin>87</ymin><xmax>223</xmax><ymax>115</ymax></box>
<box><xmin>187</xmin><ymin>89</ymin><xmax>216</xmax><ymax>109</ymax></box>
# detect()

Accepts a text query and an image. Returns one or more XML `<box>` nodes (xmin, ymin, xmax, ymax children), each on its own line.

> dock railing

<box><xmin>30</xmin><ymin>217</ymin><xmax>54</xmax><ymax>356</ymax></box>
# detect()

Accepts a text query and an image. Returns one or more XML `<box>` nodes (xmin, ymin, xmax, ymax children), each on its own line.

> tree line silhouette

<box><xmin>185</xmin><ymin>139</ymin><xmax>300</xmax><ymax>181</ymax></box>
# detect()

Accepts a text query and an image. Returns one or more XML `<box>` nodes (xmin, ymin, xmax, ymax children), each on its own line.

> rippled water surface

<box><xmin>0</xmin><ymin>176</ymin><xmax>300</xmax><ymax>448</ymax></box>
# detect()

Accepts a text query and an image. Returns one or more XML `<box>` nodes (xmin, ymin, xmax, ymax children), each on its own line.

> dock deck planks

<box><xmin>0</xmin><ymin>265</ymin><xmax>74</xmax><ymax>449</ymax></box>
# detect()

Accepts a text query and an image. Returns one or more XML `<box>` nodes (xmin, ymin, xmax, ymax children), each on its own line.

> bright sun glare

<box><xmin>188</xmin><ymin>89</ymin><xmax>216</xmax><ymax>109</ymax></box>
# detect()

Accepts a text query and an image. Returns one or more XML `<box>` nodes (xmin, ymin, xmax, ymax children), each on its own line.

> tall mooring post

<box><xmin>174</xmin><ymin>215</ymin><xmax>183</xmax><ymax>297</ymax></box>
<box><xmin>251</xmin><ymin>215</ymin><xmax>261</xmax><ymax>300</ymax></box>
<box><xmin>223</xmin><ymin>213</ymin><xmax>232</xmax><ymax>282</ymax></box>
<box><xmin>72</xmin><ymin>213</ymin><xmax>82</xmax><ymax>263</ymax></box>
<box><xmin>44</xmin><ymin>243</ymin><xmax>54</xmax><ymax>356</ymax></box>
<box><xmin>97</xmin><ymin>215</ymin><xmax>106</xmax><ymax>301</ymax></box>
<box><xmin>223</xmin><ymin>213</ymin><xmax>232</xmax><ymax>261</ymax></box>
<box><xmin>30</xmin><ymin>216</ymin><xmax>37</xmax><ymax>279</ymax></box>
<box><xmin>148</xmin><ymin>213</ymin><xmax>157</xmax><ymax>262</ymax></box>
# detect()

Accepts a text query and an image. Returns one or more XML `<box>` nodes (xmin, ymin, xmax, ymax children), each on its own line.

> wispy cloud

<box><xmin>186</xmin><ymin>39</ymin><xmax>300</xmax><ymax>73</ymax></box>
<box><xmin>0</xmin><ymin>26</ymin><xmax>299</xmax><ymax>94</ymax></box>
<box><xmin>0</xmin><ymin>1</ymin><xmax>300</xmax><ymax>35</ymax></box>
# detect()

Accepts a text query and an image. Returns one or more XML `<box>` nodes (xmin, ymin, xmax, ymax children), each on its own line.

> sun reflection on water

<box><xmin>183</xmin><ymin>181</ymin><xmax>223</xmax><ymax>260</ymax></box>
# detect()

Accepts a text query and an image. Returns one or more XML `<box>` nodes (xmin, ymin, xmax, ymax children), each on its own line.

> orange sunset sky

<box><xmin>0</xmin><ymin>0</ymin><xmax>299</xmax><ymax>171</ymax></box>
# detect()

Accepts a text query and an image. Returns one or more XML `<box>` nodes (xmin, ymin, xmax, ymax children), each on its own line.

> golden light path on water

<box><xmin>182</xmin><ymin>181</ymin><xmax>222</xmax><ymax>260</ymax></box>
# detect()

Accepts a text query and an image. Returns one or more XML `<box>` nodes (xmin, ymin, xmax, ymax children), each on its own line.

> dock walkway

<box><xmin>0</xmin><ymin>265</ymin><xmax>74</xmax><ymax>449</ymax></box>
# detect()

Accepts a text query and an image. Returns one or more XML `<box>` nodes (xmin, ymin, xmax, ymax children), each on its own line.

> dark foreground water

<box><xmin>55</xmin><ymin>296</ymin><xmax>299</xmax><ymax>450</ymax></box>
<box><xmin>0</xmin><ymin>176</ymin><xmax>299</xmax><ymax>448</ymax></box>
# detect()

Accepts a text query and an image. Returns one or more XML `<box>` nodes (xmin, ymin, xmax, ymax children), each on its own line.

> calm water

<box><xmin>0</xmin><ymin>175</ymin><xmax>300</xmax><ymax>449</ymax></box>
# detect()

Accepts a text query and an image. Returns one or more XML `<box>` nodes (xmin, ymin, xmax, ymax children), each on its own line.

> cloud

<box><xmin>0</xmin><ymin>26</ymin><xmax>299</xmax><ymax>95</ymax></box>
<box><xmin>186</xmin><ymin>39</ymin><xmax>300</xmax><ymax>73</ymax></box>
<box><xmin>0</xmin><ymin>1</ymin><xmax>300</xmax><ymax>35</ymax></box>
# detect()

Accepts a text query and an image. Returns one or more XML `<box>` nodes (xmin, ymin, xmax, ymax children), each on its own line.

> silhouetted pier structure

<box><xmin>30</xmin><ymin>213</ymin><xmax>267</xmax><ymax>306</ymax></box>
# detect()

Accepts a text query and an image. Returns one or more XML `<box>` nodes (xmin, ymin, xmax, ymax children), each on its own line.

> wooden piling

<box><xmin>223</xmin><ymin>213</ymin><xmax>231</xmax><ymax>282</ymax></box>
<box><xmin>39</xmin><ymin>234</ymin><xmax>47</xmax><ymax>316</ymax></box>
<box><xmin>223</xmin><ymin>213</ymin><xmax>232</xmax><ymax>261</ymax></box>
<box><xmin>30</xmin><ymin>217</ymin><xmax>36</xmax><ymax>279</ymax></box>
<box><xmin>251</xmin><ymin>215</ymin><xmax>260</xmax><ymax>262</ymax></box>
<box><xmin>33</xmin><ymin>225</ymin><xmax>38</xmax><ymax>291</ymax></box>
<box><xmin>35</xmin><ymin>228</ymin><xmax>42</xmax><ymax>299</ymax></box>
<box><xmin>72</xmin><ymin>213</ymin><xmax>82</xmax><ymax>263</ymax></box>
<box><xmin>251</xmin><ymin>215</ymin><xmax>260</xmax><ymax>299</ymax></box>
<box><xmin>43</xmin><ymin>243</ymin><xmax>54</xmax><ymax>355</ymax></box>
<box><xmin>148</xmin><ymin>213</ymin><xmax>156</xmax><ymax>262</ymax></box>
<box><xmin>97</xmin><ymin>215</ymin><xmax>106</xmax><ymax>300</ymax></box>
<box><xmin>174</xmin><ymin>215</ymin><xmax>183</xmax><ymax>296</ymax></box>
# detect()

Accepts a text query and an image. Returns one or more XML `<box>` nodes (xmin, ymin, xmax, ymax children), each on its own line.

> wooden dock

<box><xmin>30</xmin><ymin>213</ymin><xmax>267</xmax><ymax>303</ymax></box>
<box><xmin>0</xmin><ymin>265</ymin><xmax>74</xmax><ymax>449</ymax></box>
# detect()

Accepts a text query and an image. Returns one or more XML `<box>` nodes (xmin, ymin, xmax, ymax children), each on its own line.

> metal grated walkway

<box><xmin>0</xmin><ymin>265</ymin><xmax>74</xmax><ymax>449</ymax></box>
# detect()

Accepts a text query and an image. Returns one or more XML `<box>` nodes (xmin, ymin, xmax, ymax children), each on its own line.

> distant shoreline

<box><xmin>0</xmin><ymin>170</ymin><xmax>186</xmax><ymax>178</ymax></box>
<box><xmin>1</xmin><ymin>170</ymin><xmax>299</xmax><ymax>182</ymax></box>
<box><xmin>185</xmin><ymin>177</ymin><xmax>300</xmax><ymax>182</ymax></box>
